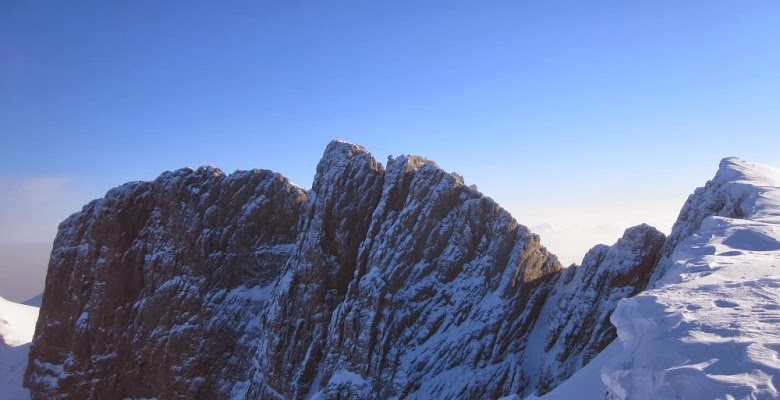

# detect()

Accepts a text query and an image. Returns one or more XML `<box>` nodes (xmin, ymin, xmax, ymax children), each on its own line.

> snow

<box><xmin>1</xmin><ymin>296</ymin><xmax>39</xmax><ymax>400</ymax></box>
<box><xmin>523</xmin><ymin>157</ymin><xmax>780</xmax><ymax>399</ymax></box>
<box><xmin>604</xmin><ymin>217</ymin><xmax>780</xmax><ymax>399</ymax></box>
<box><xmin>525</xmin><ymin>341</ymin><xmax>621</xmax><ymax>400</ymax></box>
<box><xmin>327</xmin><ymin>369</ymin><xmax>367</xmax><ymax>386</ymax></box>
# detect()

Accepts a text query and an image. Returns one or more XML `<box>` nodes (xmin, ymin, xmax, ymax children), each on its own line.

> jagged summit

<box><xmin>326</xmin><ymin>139</ymin><xmax>369</xmax><ymax>152</ymax></box>
<box><xmin>26</xmin><ymin>141</ymin><xmax>576</xmax><ymax>399</ymax></box>
<box><xmin>319</xmin><ymin>140</ymin><xmax>379</xmax><ymax>170</ymax></box>
<box><xmin>22</xmin><ymin>142</ymin><xmax>779</xmax><ymax>400</ymax></box>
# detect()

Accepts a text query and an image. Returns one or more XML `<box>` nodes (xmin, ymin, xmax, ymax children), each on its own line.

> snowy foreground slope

<box><xmin>0</xmin><ymin>296</ymin><xmax>39</xmax><ymax>400</ymax></box>
<box><xmin>530</xmin><ymin>158</ymin><xmax>780</xmax><ymax>399</ymax></box>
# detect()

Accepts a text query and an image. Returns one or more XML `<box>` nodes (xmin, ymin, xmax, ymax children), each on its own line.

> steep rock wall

<box><xmin>25</xmin><ymin>167</ymin><xmax>306</xmax><ymax>399</ymax></box>
<box><xmin>26</xmin><ymin>141</ymin><xmax>672</xmax><ymax>399</ymax></box>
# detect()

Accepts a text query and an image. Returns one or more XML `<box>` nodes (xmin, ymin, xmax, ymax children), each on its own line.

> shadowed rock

<box><xmin>25</xmin><ymin>141</ymin><xmax>673</xmax><ymax>399</ymax></box>
<box><xmin>25</xmin><ymin>167</ymin><xmax>306</xmax><ymax>399</ymax></box>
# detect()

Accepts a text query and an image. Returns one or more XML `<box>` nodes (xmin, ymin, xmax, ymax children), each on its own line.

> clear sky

<box><xmin>1</xmin><ymin>1</ymin><xmax>779</xmax><ymax>301</ymax></box>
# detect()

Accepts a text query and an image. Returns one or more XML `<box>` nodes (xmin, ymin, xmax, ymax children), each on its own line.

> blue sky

<box><xmin>1</xmin><ymin>1</ymin><xmax>779</xmax><ymax>299</ymax></box>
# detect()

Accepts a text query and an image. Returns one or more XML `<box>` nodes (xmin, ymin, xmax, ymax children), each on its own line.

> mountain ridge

<box><xmin>21</xmin><ymin>142</ymin><xmax>778</xmax><ymax>399</ymax></box>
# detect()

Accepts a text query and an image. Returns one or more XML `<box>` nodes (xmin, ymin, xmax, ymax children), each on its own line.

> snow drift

<box><xmin>602</xmin><ymin>158</ymin><xmax>780</xmax><ymax>399</ymax></box>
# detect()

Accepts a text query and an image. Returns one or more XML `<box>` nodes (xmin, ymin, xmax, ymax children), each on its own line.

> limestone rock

<box><xmin>25</xmin><ymin>141</ymin><xmax>676</xmax><ymax>399</ymax></box>
<box><xmin>25</xmin><ymin>167</ymin><xmax>306</xmax><ymax>399</ymax></box>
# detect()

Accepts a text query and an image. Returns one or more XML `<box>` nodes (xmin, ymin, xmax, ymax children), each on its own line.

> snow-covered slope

<box><xmin>603</xmin><ymin>158</ymin><xmax>780</xmax><ymax>399</ymax></box>
<box><xmin>530</xmin><ymin>158</ymin><xmax>780</xmax><ymax>399</ymax></box>
<box><xmin>1</xmin><ymin>296</ymin><xmax>39</xmax><ymax>400</ymax></box>
<box><xmin>524</xmin><ymin>341</ymin><xmax>622</xmax><ymax>400</ymax></box>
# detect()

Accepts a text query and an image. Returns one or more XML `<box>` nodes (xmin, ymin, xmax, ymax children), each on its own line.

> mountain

<box><xmin>0</xmin><ymin>296</ymin><xmax>39</xmax><ymax>400</ymax></box>
<box><xmin>21</xmin><ymin>142</ymin><xmax>780</xmax><ymax>399</ymax></box>
<box><xmin>22</xmin><ymin>295</ymin><xmax>42</xmax><ymax>308</ymax></box>
<box><xmin>26</xmin><ymin>166</ymin><xmax>306</xmax><ymax>399</ymax></box>
<box><xmin>530</xmin><ymin>223</ymin><xmax>665</xmax><ymax>394</ymax></box>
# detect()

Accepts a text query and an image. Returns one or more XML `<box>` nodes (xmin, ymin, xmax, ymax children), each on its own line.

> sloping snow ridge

<box><xmin>602</xmin><ymin>158</ymin><xmax>780</xmax><ymax>399</ymax></box>
<box><xmin>0</xmin><ymin>296</ymin><xmax>39</xmax><ymax>400</ymax></box>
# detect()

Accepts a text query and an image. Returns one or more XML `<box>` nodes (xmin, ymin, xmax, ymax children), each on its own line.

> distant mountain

<box><xmin>21</xmin><ymin>295</ymin><xmax>42</xmax><ymax>308</ymax></box>
<box><xmin>20</xmin><ymin>142</ymin><xmax>780</xmax><ymax>399</ymax></box>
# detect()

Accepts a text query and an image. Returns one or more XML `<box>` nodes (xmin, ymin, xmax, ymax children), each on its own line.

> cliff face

<box><xmin>25</xmin><ymin>167</ymin><xmax>306</xmax><ymax>399</ymax></box>
<box><xmin>259</xmin><ymin>144</ymin><xmax>562</xmax><ymax>399</ymax></box>
<box><xmin>533</xmin><ymin>224</ymin><xmax>665</xmax><ymax>394</ymax></box>
<box><xmin>25</xmin><ymin>141</ymin><xmax>668</xmax><ymax>399</ymax></box>
<box><xmin>258</xmin><ymin>142</ymin><xmax>387</xmax><ymax>399</ymax></box>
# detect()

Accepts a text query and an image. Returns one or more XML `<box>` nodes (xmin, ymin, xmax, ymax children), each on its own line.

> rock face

<box><xmin>259</xmin><ymin>145</ymin><xmax>563</xmax><ymax>399</ymax></box>
<box><xmin>258</xmin><ymin>142</ymin><xmax>386</xmax><ymax>398</ymax></box>
<box><xmin>26</xmin><ymin>141</ymin><xmax>669</xmax><ymax>399</ymax></box>
<box><xmin>533</xmin><ymin>224</ymin><xmax>665</xmax><ymax>394</ymax></box>
<box><xmin>25</xmin><ymin>167</ymin><xmax>306</xmax><ymax>399</ymax></box>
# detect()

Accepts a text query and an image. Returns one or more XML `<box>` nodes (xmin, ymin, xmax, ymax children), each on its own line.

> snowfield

<box><xmin>0</xmin><ymin>296</ymin><xmax>39</xmax><ymax>400</ymax></box>
<box><xmin>603</xmin><ymin>158</ymin><xmax>780</xmax><ymax>399</ymax></box>
<box><xmin>530</xmin><ymin>158</ymin><xmax>780</xmax><ymax>399</ymax></box>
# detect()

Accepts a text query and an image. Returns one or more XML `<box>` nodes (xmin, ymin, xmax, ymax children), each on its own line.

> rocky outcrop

<box><xmin>258</xmin><ymin>142</ymin><xmax>386</xmax><ymax>399</ymax></box>
<box><xmin>25</xmin><ymin>140</ymin><xmax>671</xmax><ymax>399</ymax></box>
<box><xmin>533</xmin><ymin>224</ymin><xmax>665</xmax><ymax>394</ymax></box>
<box><xmin>25</xmin><ymin>167</ymin><xmax>306</xmax><ymax>399</ymax></box>
<box><xmin>259</xmin><ymin>148</ymin><xmax>562</xmax><ymax>399</ymax></box>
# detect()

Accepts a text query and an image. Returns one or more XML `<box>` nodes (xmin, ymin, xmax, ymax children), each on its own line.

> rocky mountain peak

<box><xmin>531</xmin><ymin>223</ymin><xmax>665</xmax><ymax>394</ymax></box>
<box><xmin>25</xmin><ymin>141</ymin><xmax>676</xmax><ymax>399</ymax></box>
<box><xmin>25</xmin><ymin>166</ymin><xmax>307</xmax><ymax>399</ymax></box>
